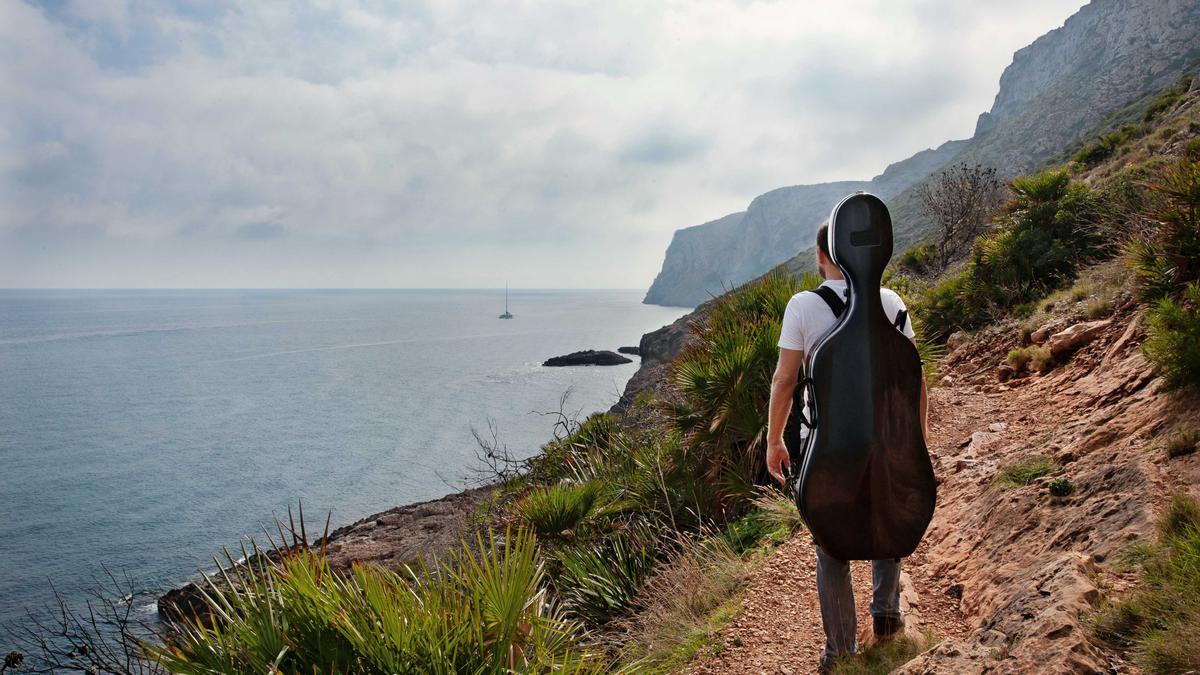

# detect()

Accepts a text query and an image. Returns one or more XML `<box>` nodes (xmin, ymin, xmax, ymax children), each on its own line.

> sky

<box><xmin>0</xmin><ymin>0</ymin><xmax>1088</xmax><ymax>289</ymax></box>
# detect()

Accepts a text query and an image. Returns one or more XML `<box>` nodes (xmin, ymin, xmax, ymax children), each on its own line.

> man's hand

<box><xmin>766</xmin><ymin>436</ymin><xmax>790</xmax><ymax>486</ymax></box>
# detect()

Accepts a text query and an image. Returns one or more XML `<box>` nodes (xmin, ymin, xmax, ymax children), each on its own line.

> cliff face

<box><xmin>645</xmin><ymin>0</ymin><xmax>1200</xmax><ymax>308</ymax></box>
<box><xmin>643</xmin><ymin>212</ymin><xmax>747</xmax><ymax>307</ymax></box>
<box><xmin>964</xmin><ymin>0</ymin><xmax>1200</xmax><ymax>173</ymax></box>
<box><xmin>643</xmin><ymin>140</ymin><xmax>965</xmax><ymax>307</ymax></box>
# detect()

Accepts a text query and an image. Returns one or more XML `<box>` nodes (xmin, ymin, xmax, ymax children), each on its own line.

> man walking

<box><xmin>764</xmin><ymin>222</ymin><xmax>927</xmax><ymax>672</ymax></box>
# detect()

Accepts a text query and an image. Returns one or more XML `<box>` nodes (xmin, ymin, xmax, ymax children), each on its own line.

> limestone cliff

<box><xmin>645</xmin><ymin>0</ymin><xmax>1200</xmax><ymax>307</ymax></box>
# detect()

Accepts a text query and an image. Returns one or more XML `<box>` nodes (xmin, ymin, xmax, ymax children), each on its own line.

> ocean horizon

<box><xmin>0</xmin><ymin>288</ymin><xmax>686</xmax><ymax>639</ymax></box>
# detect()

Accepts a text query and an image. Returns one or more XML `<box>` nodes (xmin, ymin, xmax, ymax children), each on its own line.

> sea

<box><xmin>0</xmin><ymin>289</ymin><xmax>686</xmax><ymax>642</ymax></box>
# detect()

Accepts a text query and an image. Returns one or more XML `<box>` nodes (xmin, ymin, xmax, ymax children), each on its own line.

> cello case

<box><xmin>792</xmin><ymin>193</ymin><xmax>936</xmax><ymax>561</ymax></box>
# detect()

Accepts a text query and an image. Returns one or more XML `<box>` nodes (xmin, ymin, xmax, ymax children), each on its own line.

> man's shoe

<box><xmin>873</xmin><ymin>615</ymin><xmax>904</xmax><ymax>642</ymax></box>
<box><xmin>817</xmin><ymin>652</ymin><xmax>838</xmax><ymax>674</ymax></box>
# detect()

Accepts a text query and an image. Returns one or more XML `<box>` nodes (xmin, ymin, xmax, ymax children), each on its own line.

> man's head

<box><xmin>815</xmin><ymin>221</ymin><xmax>843</xmax><ymax>280</ymax></box>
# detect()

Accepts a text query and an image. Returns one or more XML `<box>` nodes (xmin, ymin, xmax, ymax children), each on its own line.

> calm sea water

<box><xmin>0</xmin><ymin>289</ymin><xmax>685</xmax><ymax>639</ymax></box>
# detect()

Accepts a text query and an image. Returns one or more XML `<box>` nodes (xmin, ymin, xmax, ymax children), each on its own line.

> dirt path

<box><xmin>688</xmin><ymin>302</ymin><xmax>1198</xmax><ymax>673</ymax></box>
<box><xmin>687</xmin><ymin>384</ymin><xmax>997</xmax><ymax>674</ymax></box>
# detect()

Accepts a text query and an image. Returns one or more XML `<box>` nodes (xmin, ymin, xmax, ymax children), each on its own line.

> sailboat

<box><xmin>499</xmin><ymin>283</ymin><xmax>514</xmax><ymax>319</ymax></box>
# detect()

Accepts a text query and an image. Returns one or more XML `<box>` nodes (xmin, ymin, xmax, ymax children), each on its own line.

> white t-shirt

<box><xmin>778</xmin><ymin>279</ymin><xmax>915</xmax><ymax>355</ymax></box>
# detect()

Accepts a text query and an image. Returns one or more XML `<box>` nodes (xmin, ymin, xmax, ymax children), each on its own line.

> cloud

<box><xmin>0</xmin><ymin>0</ymin><xmax>1088</xmax><ymax>288</ymax></box>
<box><xmin>620</xmin><ymin>127</ymin><xmax>710</xmax><ymax>165</ymax></box>
<box><xmin>233</xmin><ymin>221</ymin><xmax>286</xmax><ymax>240</ymax></box>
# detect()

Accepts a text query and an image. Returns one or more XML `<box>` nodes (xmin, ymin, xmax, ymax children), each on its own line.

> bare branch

<box><xmin>917</xmin><ymin>163</ymin><xmax>1007</xmax><ymax>271</ymax></box>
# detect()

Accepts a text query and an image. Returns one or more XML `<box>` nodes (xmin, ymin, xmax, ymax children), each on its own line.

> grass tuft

<box><xmin>1007</xmin><ymin>345</ymin><xmax>1054</xmax><ymax>375</ymax></box>
<box><xmin>1091</xmin><ymin>494</ymin><xmax>1200</xmax><ymax>674</ymax></box>
<box><xmin>616</xmin><ymin>535</ymin><xmax>748</xmax><ymax>672</ymax></box>
<box><xmin>1162</xmin><ymin>430</ymin><xmax>1199</xmax><ymax>459</ymax></box>
<box><xmin>831</xmin><ymin>634</ymin><xmax>935</xmax><ymax>674</ymax></box>
<box><xmin>996</xmin><ymin>455</ymin><xmax>1058</xmax><ymax>487</ymax></box>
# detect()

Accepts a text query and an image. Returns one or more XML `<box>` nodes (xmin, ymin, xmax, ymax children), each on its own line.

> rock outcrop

<box><xmin>645</xmin><ymin>0</ymin><xmax>1200</xmax><ymax>307</ymax></box>
<box><xmin>543</xmin><ymin>350</ymin><xmax>632</xmax><ymax>367</ymax></box>
<box><xmin>1047</xmin><ymin>319</ymin><xmax>1112</xmax><ymax>359</ymax></box>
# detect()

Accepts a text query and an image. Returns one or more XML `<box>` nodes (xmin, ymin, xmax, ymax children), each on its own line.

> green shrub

<box><xmin>1159</xmin><ymin>493</ymin><xmax>1200</xmax><ymax>539</ymax></box>
<box><xmin>1142</xmin><ymin>74</ymin><xmax>1192</xmax><ymax>123</ymax></box>
<box><xmin>898</xmin><ymin>242</ymin><xmax>937</xmax><ymax>275</ymax></box>
<box><xmin>720</xmin><ymin>510</ymin><xmax>780</xmax><ymax>554</ymax></box>
<box><xmin>611</xmin><ymin>431</ymin><xmax>717</xmax><ymax>531</ymax></box>
<box><xmin>553</xmin><ymin>529</ymin><xmax>658</xmax><ymax>624</ymax></box>
<box><xmin>1074</xmin><ymin>124</ymin><xmax>1139</xmax><ymax>168</ymax></box>
<box><xmin>150</xmin><ymin>528</ymin><xmax>602</xmax><ymax>673</ymax></box>
<box><xmin>915</xmin><ymin>170</ymin><xmax>1100</xmax><ymax>341</ymax></box>
<box><xmin>1048</xmin><ymin>477</ymin><xmax>1075</xmax><ymax>497</ymax></box>
<box><xmin>1125</xmin><ymin>153</ymin><xmax>1200</xmax><ymax>303</ymax></box>
<box><xmin>1030</xmin><ymin>345</ymin><xmax>1056</xmax><ymax>373</ymax></box>
<box><xmin>516</xmin><ymin>481</ymin><xmax>609</xmax><ymax>539</ymax></box>
<box><xmin>1143</xmin><ymin>282</ymin><xmax>1200</xmax><ymax>389</ymax></box>
<box><xmin>996</xmin><ymin>455</ymin><xmax>1058</xmax><ymax>487</ymax></box>
<box><xmin>1091</xmin><ymin>495</ymin><xmax>1200</xmax><ymax>674</ymax></box>
<box><xmin>914</xmin><ymin>272</ymin><xmax>987</xmax><ymax>342</ymax></box>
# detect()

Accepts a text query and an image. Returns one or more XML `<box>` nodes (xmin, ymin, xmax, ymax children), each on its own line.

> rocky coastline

<box><xmin>158</xmin><ymin>486</ymin><xmax>494</xmax><ymax>619</ymax></box>
<box><xmin>157</xmin><ymin>304</ymin><xmax>702</xmax><ymax>619</ymax></box>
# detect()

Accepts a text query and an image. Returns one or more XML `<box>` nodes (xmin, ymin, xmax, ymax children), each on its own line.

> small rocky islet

<box><xmin>542</xmin><ymin>349</ymin><xmax>633</xmax><ymax>367</ymax></box>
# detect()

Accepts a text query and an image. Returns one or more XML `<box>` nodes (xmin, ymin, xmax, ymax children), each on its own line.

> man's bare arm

<box><xmin>766</xmin><ymin>347</ymin><xmax>805</xmax><ymax>485</ymax></box>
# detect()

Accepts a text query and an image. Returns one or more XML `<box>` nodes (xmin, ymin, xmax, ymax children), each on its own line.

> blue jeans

<box><xmin>815</xmin><ymin>545</ymin><xmax>902</xmax><ymax>664</ymax></box>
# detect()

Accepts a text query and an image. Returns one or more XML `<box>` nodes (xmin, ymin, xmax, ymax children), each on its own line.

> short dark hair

<box><xmin>816</xmin><ymin>221</ymin><xmax>831</xmax><ymax>260</ymax></box>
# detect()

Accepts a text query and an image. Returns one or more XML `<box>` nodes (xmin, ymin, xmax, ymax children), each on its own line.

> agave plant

<box><xmin>149</xmin><ymin>527</ymin><xmax>604</xmax><ymax>674</ymax></box>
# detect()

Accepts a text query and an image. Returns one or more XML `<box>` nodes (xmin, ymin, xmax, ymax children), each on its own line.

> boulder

<box><xmin>997</xmin><ymin>363</ymin><xmax>1015</xmax><ymax>382</ymax></box>
<box><xmin>1030</xmin><ymin>319</ymin><xmax>1066</xmax><ymax>345</ymax></box>
<box><xmin>543</xmin><ymin>350</ymin><xmax>633</xmax><ymax>367</ymax></box>
<box><xmin>1047</xmin><ymin>320</ymin><xmax>1111</xmax><ymax>359</ymax></box>
<box><xmin>947</xmin><ymin>331</ymin><xmax>970</xmax><ymax>351</ymax></box>
<box><xmin>617</xmin><ymin>346</ymin><xmax>641</xmax><ymax>356</ymax></box>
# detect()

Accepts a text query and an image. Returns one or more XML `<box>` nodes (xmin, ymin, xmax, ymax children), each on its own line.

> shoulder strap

<box><xmin>808</xmin><ymin>286</ymin><xmax>846</xmax><ymax>318</ymax></box>
<box><xmin>893</xmin><ymin>309</ymin><xmax>908</xmax><ymax>332</ymax></box>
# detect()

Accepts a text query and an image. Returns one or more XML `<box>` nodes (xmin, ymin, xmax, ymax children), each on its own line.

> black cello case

<box><xmin>790</xmin><ymin>192</ymin><xmax>936</xmax><ymax>561</ymax></box>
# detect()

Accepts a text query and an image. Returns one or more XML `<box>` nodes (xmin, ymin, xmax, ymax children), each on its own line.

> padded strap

<box><xmin>809</xmin><ymin>286</ymin><xmax>846</xmax><ymax>318</ymax></box>
<box><xmin>893</xmin><ymin>309</ymin><xmax>908</xmax><ymax>332</ymax></box>
<box><xmin>794</xmin><ymin>376</ymin><xmax>815</xmax><ymax>428</ymax></box>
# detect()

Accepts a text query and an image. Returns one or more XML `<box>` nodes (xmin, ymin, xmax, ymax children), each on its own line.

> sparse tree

<box><xmin>917</xmin><ymin>163</ymin><xmax>1007</xmax><ymax>270</ymax></box>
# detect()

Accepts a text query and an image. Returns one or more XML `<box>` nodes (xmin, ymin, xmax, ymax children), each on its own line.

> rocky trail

<box><xmin>687</xmin><ymin>298</ymin><xmax>1200</xmax><ymax>674</ymax></box>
